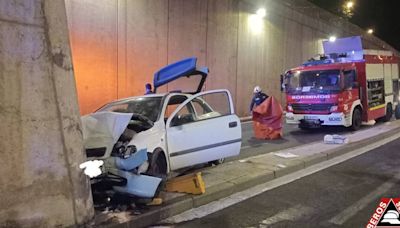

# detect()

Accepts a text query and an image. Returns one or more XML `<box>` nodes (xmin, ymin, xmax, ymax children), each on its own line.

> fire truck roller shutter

<box><xmin>392</xmin><ymin>64</ymin><xmax>399</xmax><ymax>106</ymax></box>
<box><xmin>384</xmin><ymin>64</ymin><xmax>394</xmax><ymax>103</ymax></box>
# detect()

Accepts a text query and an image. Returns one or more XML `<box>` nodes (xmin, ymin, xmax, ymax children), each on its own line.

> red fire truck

<box><xmin>282</xmin><ymin>36</ymin><xmax>400</xmax><ymax>130</ymax></box>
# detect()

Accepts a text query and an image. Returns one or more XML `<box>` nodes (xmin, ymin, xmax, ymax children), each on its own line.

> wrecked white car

<box><xmin>81</xmin><ymin>57</ymin><xmax>242</xmax><ymax>200</ymax></box>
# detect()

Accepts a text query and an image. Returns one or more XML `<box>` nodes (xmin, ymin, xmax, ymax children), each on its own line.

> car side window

<box><xmin>344</xmin><ymin>70</ymin><xmax>356</xmax><ymax>89</ymax></box>
<box><xmin>191</xmin><ymin>98</ymin><xmax>213</xmax><ymax>116</ymax></box>
<box><xmin>170</xmin><ymin>91</ymin><xmax>231</xmax><ymax>127</ymax></box>
<box><xmin>164</xmin><ymin>95</ymin><xmax>189</xmax><ymax>120</ymax></box>
<box><xmin>170</xmin><ymin>104</ymin><xmax>196</xmax><ymax>127</ymax></box>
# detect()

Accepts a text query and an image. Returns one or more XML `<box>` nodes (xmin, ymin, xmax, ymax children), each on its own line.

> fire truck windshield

<box><xmin>285</xmin><ymin>70</ymin><xmax>341</xmax><ymax>94</ymax></box>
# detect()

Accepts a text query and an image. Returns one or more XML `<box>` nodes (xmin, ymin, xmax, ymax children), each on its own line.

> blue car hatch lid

<box><xmin>153</xmin><ymin>57</ymin><xmax>208</xmax><ymax>94</ymax></box>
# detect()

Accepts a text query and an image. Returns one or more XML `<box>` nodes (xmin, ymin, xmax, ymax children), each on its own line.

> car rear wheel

<box><xmin>351</xmin><ymin>108</ymin><xmax>362</xmax><ymax>131</ymax></box>
<box><xmin>209</xmin><ymin>158</ymin><xmax>225</xmax><ymax>166</ymax></box>
<box><xmin>384</xmin><ymin>103</ymin><xmax>393</xmax><ymax>122</ymax></box>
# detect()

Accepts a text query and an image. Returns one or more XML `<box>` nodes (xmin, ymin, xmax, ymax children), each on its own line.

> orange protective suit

<box><xmin>252</xmin><ymin>96</ymin><xmax>283</xmax><ymax>140</ymax></box>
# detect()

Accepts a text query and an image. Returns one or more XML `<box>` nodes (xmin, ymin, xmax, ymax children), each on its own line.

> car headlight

<box><xmin>118</xmin><ymin>145</ymin><xmax>137</xmax><ymax>158</ymax></box>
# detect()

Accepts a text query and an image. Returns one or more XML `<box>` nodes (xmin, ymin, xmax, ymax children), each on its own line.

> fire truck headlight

<box><xmin>330</xmin><ymin>105</ymin><xmax>338</xmax><ymax>113</ymax></box>
<box><xmin>287</xmin><ymin>105</ymin><xmax>293</xmax><ymax>112</ymax></box>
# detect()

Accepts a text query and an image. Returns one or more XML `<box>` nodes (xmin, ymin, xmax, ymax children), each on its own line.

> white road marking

<box><xmin>162</xmin><ymin>132</ymin><xmax>400</xmax><ymax>225</ymax></box>
<box><xmin>329</xmin><ymin>172</ymin><xmax>400</xmax><ymax>225</ymax></box>
<box><xmin>273</xmin><ymin>152</ymin><xmax>299</xmax><ymax>158</ymax></box>
<box><xmin>258</xmin><ymin>204</ymin><xmax>314</xmax><ymax>225</ymax></box>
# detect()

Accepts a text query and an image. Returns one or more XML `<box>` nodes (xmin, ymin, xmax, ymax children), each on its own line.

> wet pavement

<box><xmin>175</xmin><ymin>138</ymin><xmax>400</xmax><ymax>228</ymax></box>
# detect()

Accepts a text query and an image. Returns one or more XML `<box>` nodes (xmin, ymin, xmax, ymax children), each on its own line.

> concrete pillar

<box><xmin>0</xmin><ymin>0</ymin><xmax>93</xmax><ymax>227</ymax></box>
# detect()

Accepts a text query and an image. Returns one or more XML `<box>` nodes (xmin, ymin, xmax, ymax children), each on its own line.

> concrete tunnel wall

<box><xmin>65</xmin><ymin>0</ymin><xmax>399</xmax><ymax>117</ymax></box>
<box><xmin>0</xmin><ymin>0</ymin><xmax>93</xmax><ymax>227</ymax></box>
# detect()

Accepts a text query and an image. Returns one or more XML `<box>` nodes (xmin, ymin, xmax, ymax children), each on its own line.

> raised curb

<box><xmin>103</xmin><ymin>124</ymin><xmax>400</xmax><ymax>228</ymax></box>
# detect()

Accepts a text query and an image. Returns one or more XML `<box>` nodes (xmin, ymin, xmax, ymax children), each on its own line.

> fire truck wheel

<box><xmin>351</xmin><ymin>108</ymin><xmax>362</xmax><ymax>131</ymax></box>
<box><xmin>395</xmin><ymin>105</ymin><xmax>400</xmax><ymax>120</ymax></box>
<box><xmin>299</xmin><ymin>125</ymin><xmax>309</xmax><ymax>130</ymax></box>
<box><xmin>384</xmin><ymin>103</ymin><xmax>393</xmax><ymax>122</ymax></box>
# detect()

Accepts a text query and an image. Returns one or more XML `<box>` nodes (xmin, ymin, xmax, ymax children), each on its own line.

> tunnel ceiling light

<box><xmin>346</xmin><ymin>1</ymin><xmax>354</xmax><ymax>9</ymax></box>
<box><xmin>329</xmin><ymin>36</ymin><xmax>337</xmax><ymax>42</ymax></box>
<box><xmin>256</xmin><ymin>8</ymin><xmax>266</xmax><ymax>18</ymax></box>
<box><xmin>248</xmin><ymin>14</ymin><xmax>264</xmax><ymax>34</ymax></box>
<box><xmin>367</xmin><ymin>29</ymin><xmax>374</xmax><ymax>34</ymax></box>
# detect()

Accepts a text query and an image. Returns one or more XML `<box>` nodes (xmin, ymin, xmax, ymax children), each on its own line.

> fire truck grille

<box><xmin>292</xmin><ymin>103</ymin><xmax>333</xmax><ymax>113</ymax></box>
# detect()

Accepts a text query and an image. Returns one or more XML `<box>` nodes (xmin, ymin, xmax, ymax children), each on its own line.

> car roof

<box><xmin>110</xmin><ymin>92</ymin><xmax>191</xmax><ymax>104</ymax></box>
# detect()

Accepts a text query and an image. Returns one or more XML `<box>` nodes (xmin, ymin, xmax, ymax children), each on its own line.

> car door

<box><xmin>166</xmin><ymin>89</ymin><xmax>242</xmax><ymax>170</ymax></box>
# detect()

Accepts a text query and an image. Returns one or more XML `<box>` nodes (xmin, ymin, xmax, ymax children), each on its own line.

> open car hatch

<box><xmin>153</xmin><ymin>57</ymin><xmax>208</xmax><ymax>94</ymax></box>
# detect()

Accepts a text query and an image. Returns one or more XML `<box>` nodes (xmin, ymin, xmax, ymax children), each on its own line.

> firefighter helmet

<box><xmin>253</xmin><ymin>86</ymin><xmax>262</xmax><ymax>93</ymax></box>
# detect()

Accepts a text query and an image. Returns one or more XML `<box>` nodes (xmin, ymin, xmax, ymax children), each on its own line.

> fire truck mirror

<box><xmin>280</xmin><ymin>74</ymin><xmax>285</xmax><ymax>92</ymax></box>
<box><xmin>352</xmin><ymin>81</ymin><xmax>359</xmax><ymax>88</ymax></box>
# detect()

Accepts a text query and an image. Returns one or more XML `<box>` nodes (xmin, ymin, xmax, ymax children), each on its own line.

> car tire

<box><xmin>148</xmin><ymin>150</ymin><xmax>167</xmax><ymax>178</ymax></box>
<box><xmin>384</xmin><ymin>103</ymin><xmax>393</xmax><ymax>122</ymax></box>
<box><xmin>395</xmin><ymin>105</ymin><xmax>400</xmax><ymax>120</ymax></box>
<box><xmin>209</xmin><ymin>158</ymin><xmax>225</xmax><ymax>166</ymax></box>
<box><xmin>351</xmin><ymin>108</ymin><xmax>362</xmax><ymax>131</ymax></box>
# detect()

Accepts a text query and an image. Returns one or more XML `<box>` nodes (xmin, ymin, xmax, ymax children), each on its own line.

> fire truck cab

<box><xmin>282</xmin><ymin>36</ymin><xmax>400</xmax><ymax>130</ymax></box>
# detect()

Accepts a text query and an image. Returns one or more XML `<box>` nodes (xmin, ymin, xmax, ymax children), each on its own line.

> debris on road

<box><xmin>324</xmin><ymin>134</ymin><xmax>349</xmax><ymax>144</ymax></box>
<box><xmin>274</xmin><ymin>152</ymin><xmax>299</xmax><ymax>158</ymax></box>
<box><xmin>146</xmin><ymin>198</ymin><xmax>163</xmax><ymax>206</ymax></box>
<box><xmin>276</xmin><ymin>164</ymin><xmax>287</xmax><ymax>168</ymax></box>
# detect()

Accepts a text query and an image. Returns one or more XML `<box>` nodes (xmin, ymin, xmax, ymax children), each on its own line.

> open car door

<box><xmin>165</xmin><ymin>89</ymin><xmax>242</xmax><ymax>170</ymax></box>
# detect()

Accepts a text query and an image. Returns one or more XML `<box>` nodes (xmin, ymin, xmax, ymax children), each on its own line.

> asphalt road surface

<box><xmin>175</xmin><ymin>137</ymin><xmax>400</xmax><ymax>228</ymax></box>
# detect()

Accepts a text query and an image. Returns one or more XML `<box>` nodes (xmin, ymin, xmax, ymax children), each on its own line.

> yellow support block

<box><xmin>146</xmin><ymin>197</ymin><xmax>163</xmax><ymax>206</ymax></box>
<box><xmin>165</xmin><ymin>172</ymin><xmax>206</xmax><ymax>195</ymax></box>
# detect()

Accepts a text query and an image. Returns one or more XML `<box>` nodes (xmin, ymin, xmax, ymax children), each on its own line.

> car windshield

<box><xmin>97</xmin><ymin>97</ymin><xmax>163</xmax><ymax>122</ymax></box>
<box><xmin>286</xmin><ymin>70</ymin><xmax>341</xmax><ymax>94</ymax></box>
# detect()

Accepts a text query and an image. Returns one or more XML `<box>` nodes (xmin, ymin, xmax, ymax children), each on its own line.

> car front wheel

<box><xmin>148</xmin><ymin>150</ymin><xmax>167</xmax><ymax>178</ymax></box>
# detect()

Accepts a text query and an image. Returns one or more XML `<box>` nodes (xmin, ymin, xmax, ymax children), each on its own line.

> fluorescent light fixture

<box><xmin>367</xmin><ymin>29</ymin><xmax>374</xmax><ymax>34</ymax></box>
<box><xmin>248</xmin><ymin>14</ymin><xmax>264</xmax><ymax>34</ymax></box>
<box><xmin>329</xmin><ymin>36</ymin><xmax>337</xmax><ymax>42</ymax></box>
<box><xmin>256</xmin><ymin>8</ymin><xmax>266</xmax><ymax>18</ymax></box>
<box><xmin>346</xmin><ymin>1</ymin><xmax>354</xmax><ymax>8</ymax></box>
